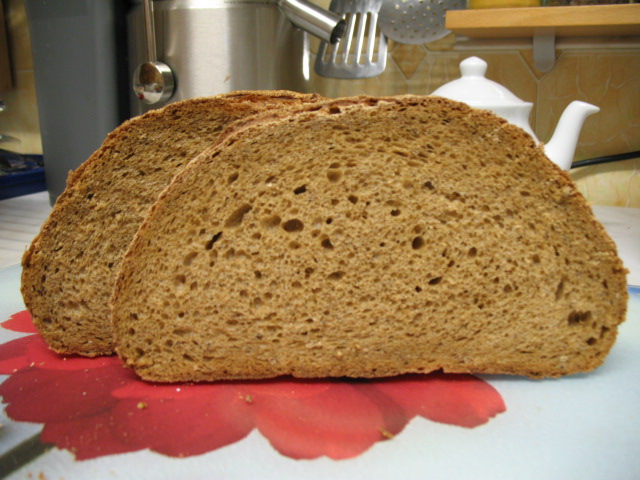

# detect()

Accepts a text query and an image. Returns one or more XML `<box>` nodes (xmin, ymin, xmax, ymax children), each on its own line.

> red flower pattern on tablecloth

<box><xmin>0</xmin><ymin>311</ymin><xmax>506</xmax><ymax>461</ymax></box>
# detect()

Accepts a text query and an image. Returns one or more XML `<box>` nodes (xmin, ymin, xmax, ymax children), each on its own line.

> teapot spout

<box><xmin>544</xmin><ymin>101</ymin><xmax>599</xmax><ymax>171</ymax></box>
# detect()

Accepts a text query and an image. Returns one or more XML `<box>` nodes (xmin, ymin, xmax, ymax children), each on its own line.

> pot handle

<box><xmin>278</xmin><ymin>0</ymin><xmax>346</xmax><ymax>44</ymax></box>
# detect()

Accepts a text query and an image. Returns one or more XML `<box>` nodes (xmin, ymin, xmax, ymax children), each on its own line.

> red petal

<box><xmin>241</xmin><ymin>378</ymin><xmax>331</xmax><ymax>398</ymax></box>
<box><xmin>0</xmin><ymin>336</ymin><xmax>34</xmax><ymax>373</ymax></box>
<box><xmin>254</xmin><ymin>381</ymin><xmax>391</xmax><ymax>460</ymax></box>
<box><xmin>41</xmin><ymin>410</ymin><xmax>140</xmax><ymax>460</ymax></box>
<box><xmin>0</xmin><ymin>326</ymin><xmax>119</xmax><ymax>374</ymax></box>
<box><xmin>0</xmin><ymin>366</ymin><xmax>130</xmax><ymax>423</ymax></box>
<box><xmin>1</xmin><ymin>311</ymin><xmax>38</xmax><ymax>333</ymax></box>
<box><xmin>109</xmin><ymin>389</ymin><xmax>255</xmax><ymax>458</ymax></box>
<box><xmin>373</xmin><ymin>373</ymin><xmax>506</xmax><ymax>428</ymax></box>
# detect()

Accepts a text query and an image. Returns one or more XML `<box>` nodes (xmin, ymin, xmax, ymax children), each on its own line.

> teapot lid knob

<box><xmin>431</xmin><ymin>56</ymin><xmax>532</xmax><ymax>108</ymax></box>
<box><xmin>460</xmin><ymin>56</ymin><xmax>487</xmax><ymax>78</ymax></box>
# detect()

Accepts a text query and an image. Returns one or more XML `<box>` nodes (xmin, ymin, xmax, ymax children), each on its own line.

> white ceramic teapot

<box><xmin>431</xmin><ymin>56</ymin><xmax>599</xmax><ymax>171</ymax></box>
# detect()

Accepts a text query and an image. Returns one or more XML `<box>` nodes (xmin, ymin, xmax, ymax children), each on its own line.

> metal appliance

<box><xmin>127</xmin><ymin>0</ymin><xmax>344</xmax><ymax>115</ymax></box>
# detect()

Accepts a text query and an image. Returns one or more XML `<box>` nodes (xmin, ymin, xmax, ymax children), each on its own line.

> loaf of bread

<box><xmin>112</xmin><ymin>95</ymin><xmax>628</xmax><ymax>382</ymax></box>
<box><xmin>21</xmin><ymin>91</ymin><xmax>323</xmax><ymax>356</ymax></box>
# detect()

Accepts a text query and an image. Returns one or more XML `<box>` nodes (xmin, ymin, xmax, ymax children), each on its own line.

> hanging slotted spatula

<box><xmin>378</xmin><ymin>0</ymin><xmax>465</xmax><ymax>45</ymax></box>
<box><xmin>314</xmin><ymin>0</ymin><xmax>387</xmax><ymax>79</ymax></box>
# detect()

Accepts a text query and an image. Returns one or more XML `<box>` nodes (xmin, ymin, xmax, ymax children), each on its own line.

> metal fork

<box><xmin>314</xmin><ymin>0</ymin><xmax>387</xmax><ymax>79</ymax></box>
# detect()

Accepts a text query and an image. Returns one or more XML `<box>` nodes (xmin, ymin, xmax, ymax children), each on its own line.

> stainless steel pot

<box><xmin>128</xmin><ymin>0</ymin><xmax>335</xmax><ymax>115</ymax></box>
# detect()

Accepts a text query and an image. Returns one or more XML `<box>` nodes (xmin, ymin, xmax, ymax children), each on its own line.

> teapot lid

<box><xmin>431</xmin><ymin>56</ymin><xmax>529</xmax><ymax>107</ymax></box>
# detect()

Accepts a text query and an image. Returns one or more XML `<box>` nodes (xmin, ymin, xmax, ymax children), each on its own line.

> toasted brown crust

<box><xmin>21</xmin><ymin>91</ymin><xmax>323</xmax><ymax>356</ymax></box>
<box><xmin>112</xmin><ymin>95</ymin><xmax>628</xmax><ymax>382</ymax></box>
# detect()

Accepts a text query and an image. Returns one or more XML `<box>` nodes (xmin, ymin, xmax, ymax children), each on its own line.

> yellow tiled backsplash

<box><xmin>1</xmin><ymin>0</ymin><xmax>639</xmax><ymax>207</ymax></box>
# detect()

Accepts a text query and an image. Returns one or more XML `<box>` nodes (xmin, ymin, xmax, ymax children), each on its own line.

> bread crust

<box><xmin>21</xmin><ymin>91</ymin><xmax>323</xmax><ymax>356</ymax></box>
<box><xmin>112</xmin><ymin>95</ymin><xmax>628</xmax><ymax>382</ymax></box>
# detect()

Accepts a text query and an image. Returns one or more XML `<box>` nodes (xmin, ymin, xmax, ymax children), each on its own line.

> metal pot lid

<box><xmin>431</xmin><ymin>56</ymin><xmax>529</xmax><ymax>107</ymax></box>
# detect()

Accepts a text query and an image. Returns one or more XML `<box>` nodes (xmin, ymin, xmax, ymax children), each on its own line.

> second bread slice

<box><xmin>21</xmin><ymin>91</ymin><xmax>322</xmax><ymax>356</ymax></box>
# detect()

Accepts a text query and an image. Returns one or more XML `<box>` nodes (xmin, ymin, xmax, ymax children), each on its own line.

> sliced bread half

<box><xmin>112</xmin><ymin>95</ymin><xmax>628</xmax><ymax>382</ymax></box>
<box><xmin>21</xmin><ymin>91</ymin><xmax>323</xmax><ymax>356</ymax></box>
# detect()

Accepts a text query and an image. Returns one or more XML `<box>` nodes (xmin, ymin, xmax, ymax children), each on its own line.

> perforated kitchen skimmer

<box><xmin>314</xmin><ymin>0</ymin><xmax>387</xmax><ymax>79</ymax></box>
<box><xmin>378</xmin><ymin>0</ymin><xmax>465</xmax><ymax>45</ymax></box>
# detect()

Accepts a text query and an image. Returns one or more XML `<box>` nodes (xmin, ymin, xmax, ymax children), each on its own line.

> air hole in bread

<box><xmin>428</xmin><ymin>276</ymin><xmax>442</xmax><ymax>285</ymax></box>
<box><xmin>305</xmin><ymin>267</ymin><xmax>314</xmax><ymax>278</ymax></box>
<box><xmin>329</xmin><ymin>106</ymin><xmax>341</xmax><ymax>114</ymax></box>
<box><xmin>446</xmin><ymin>191</ymin><xmax>464</xmax><ymax>202</ymax></box>
<box><xmin>586</xmin><ymin>337</ymin><xmax>597</xmax><ymax>346</ymax></box>
<box><xmin>555</xmin><ymin>278</ymin><xmax>565</xmax><ymax>300</ymax></box>
<box><xmin>568</xmin><ymin>310</ymin><xmax>592</xmax><ymax>325</ymax></box>
<box><xmin>294</xmin><ymin>185</ymin><xmax>307</xmax><ymax>195</ymax></box>
<box><xmin>175</xmin><ymin>274</ymin><xmax>186</xmax><ymax>285</ymax></box>
<box><xmin>261</xmin><ymin>215</ymin><xmax>281</xmax><ymax>229</ymax></box>
<box><xmin>531</xmin><ymin>254</ymin><xmax>541</xmax><ymax>264</ymax></box>
<box><xmin>225</xmin><ymin>204</ymin><xmax>252</xmax><ymax>228</ymax></box>
<box><xmin>327</xmin><ymin>170</ymin><xmax>342</xmax><ymax>183</ymax></box>
<box><xmin>412</xmin><ymin>236</ymin><xmax>425</xmax><ymax>250</ymax></box>
<box><xmin>289</xmin><ymin>241</ymin><xmax>301</xmax><ymax>249</ymax></box>
<box><xmin>321</xmin><ymin>237</ymin><xmax>334</xmax><ymax>249</ymax></box>
<box><xmin>423</xmin><ymin>181</ymin><xmax>435</xmax><ymax>190</ymax></box>
<box><xmin>326</xmin><ymin>217</ymin><xmax>333</xmax><ymax>225</ymax></box>
<box><xmin>468</xmin><ymin>247</ymin><xmax>477</xmax><ymax>257</ymax></box>
<box><xmin>183</xmin><ymin>251</ymin><xmax>198</xmax><ymax>266</ymax></box>
<box><xmin>173</xmin><ymin>328</ymin><xmax>191</xmax><ymax>336</ymax></box>
<box><xmin>390</xmin><ymin>209</ymin><xmax>401</xmax><ymax>216</ymax></box>
<box><xmin>348</xmin><ymin>195</ymin><xmax>358</xmax><ymax>204</ymax></box>
<box><xmin>328</xmin><ymin>271</ymin><xmax>345</xmax><ymax>281</ymax></box>
<box><xmin>228</xmin><ymin>172</ymin><xmax>239</xmax><ymax>184</ymax></box>
<box><xmin>415</xmin><ymin>286</ymin><xmax>422</xmax><ymax>292</ymax></box>
<box><xmin>283</xmin><ymin>219</ymin><xmax>304</xmax><ymax>232</ymax></box>
<box><xmin>204</xmin><ymin>232</ymin><xmax>222</xmax><ymax>250</ymax></box>
<box><xmin>254</xmin><ymin>270</ymin><xmax>262</xmax><ymax>279</ymax></box>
